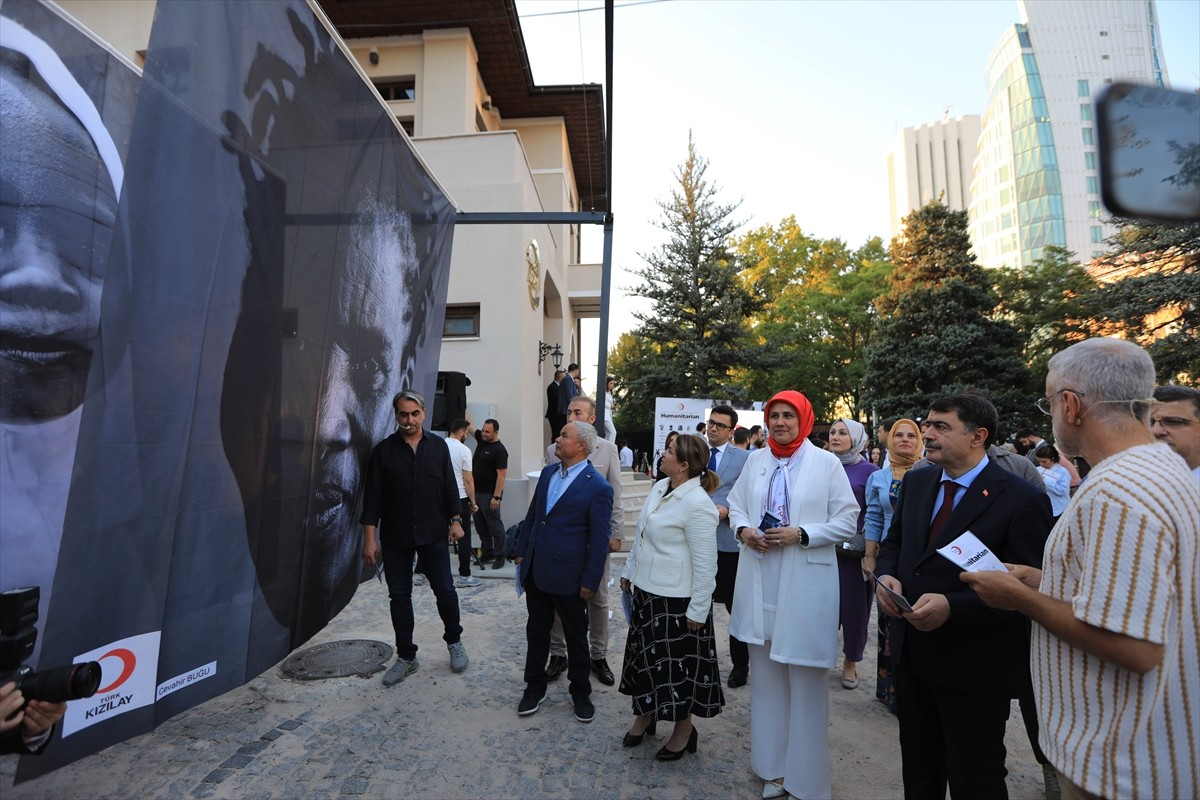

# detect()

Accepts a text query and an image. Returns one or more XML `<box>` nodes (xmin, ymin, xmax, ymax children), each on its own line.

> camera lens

<box><xmin>20</xmin><ymin>661</ymin><xmax>102</xmax><ymax>702</ymax></box>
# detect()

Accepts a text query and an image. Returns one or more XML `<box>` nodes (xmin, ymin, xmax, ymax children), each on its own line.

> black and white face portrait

<box><xmin>0</xmin><ymin>44</ymin><xmax>118</xmax><ymax>423</ymax></box>
<box><xmin>307</xmin><ymin>200</ymin><xmax>419</xmax><ymax>593</ymax></box>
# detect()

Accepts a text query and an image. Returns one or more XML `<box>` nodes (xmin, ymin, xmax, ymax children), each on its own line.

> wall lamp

<box><xmin>539</xmin><ymin>341</ymin><xmax>563</xmax><ymax>370</ymax></box>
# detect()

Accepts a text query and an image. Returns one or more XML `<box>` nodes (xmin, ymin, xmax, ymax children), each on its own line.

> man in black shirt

<box><xmin>472</xmin><ymin>419</ymin><xmax>509</xmax><ymax>569</ymax></box>
<box><xmin>361</xmin><ymin>390</ymin><xmax>469</xmax><ymax>685</ymax></box>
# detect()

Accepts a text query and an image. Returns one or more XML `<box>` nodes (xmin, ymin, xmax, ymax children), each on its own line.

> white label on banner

<box><xmin>62</xmin><ymin>631</ymin><xmax>161</xmax><ymax>737</ymax></box>
<box><xmin>156</xmin><ymin>661</ymin><xmax>217</xmax><ymax>701</ymax></box>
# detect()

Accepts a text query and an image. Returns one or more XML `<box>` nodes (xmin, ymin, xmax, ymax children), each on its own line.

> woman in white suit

<box><xmin>618</xmin><ymin>433</ymin><xmax>723</xmax><ymax>760</ymax></box>
<box><xmin>728</xmin><ymin>390</ymin><xmax>859</xmax><ymax>800</ymax></box>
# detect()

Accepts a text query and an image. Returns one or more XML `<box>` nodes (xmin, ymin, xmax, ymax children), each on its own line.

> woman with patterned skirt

<box><xmin>618</xmin><ymin>433</ymin><xmax>723</xmax><ymax>761</ymax></box>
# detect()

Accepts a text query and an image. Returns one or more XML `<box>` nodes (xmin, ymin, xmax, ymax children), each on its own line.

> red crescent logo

<box><xmin>951</xmin><ymin>546</ymin><xmax>962</xmax><ymax>556</ymax></box>
<box><xmin>677</xmin><ymin>403</ymin><xmax>685</xmax><ymax>411</ymax></box>
<box><xmin>97</xmin><ymin>648</ymin><xmax>136</xmax><ymax>693</ymax></box>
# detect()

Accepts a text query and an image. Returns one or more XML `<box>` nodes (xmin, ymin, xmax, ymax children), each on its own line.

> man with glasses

<box><xmin>705</xmin><ymin>406</ymin><xmax>752</xmax><ymax>687</ymax></box>
<box><xmin>1151</xmin><ymin>385</ymin><xmax>1200</xmax><ymax>482</ymax></box>
<box><xmin>361</xmin><ymin>390</ymin><xmax>469</xmax><ymax>686</ymax></box>
<box><xmin>964</xmin><ymin>338</ymin><xmax>1199</xmax><ymax>800</ymax></box>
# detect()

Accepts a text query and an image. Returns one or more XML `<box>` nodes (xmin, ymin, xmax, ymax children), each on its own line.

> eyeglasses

<box><xmin>1151</xmin><ymin>416</ymin><xmax>1197</xmax><ymax>429</ymax></box>
<box><xmin>1036</xmin><ymin>389</ymin><xmax>1084</xmax><ymax>417</ymax></box>
<box><xmin>705</xmin><ymin>420</ymin><xmax>730</xmax><ymax>431</ymax></box>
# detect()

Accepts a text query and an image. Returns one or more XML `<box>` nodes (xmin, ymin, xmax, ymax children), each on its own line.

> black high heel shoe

<box><xmin>622</xmin><ymin>718</ymin><xmax>657</xmax><ymax>747</ymax></box>
<box><xmin>655</xmin><ymin>725</ymin><xmax>697</xmax><ymax>761</ymax></box>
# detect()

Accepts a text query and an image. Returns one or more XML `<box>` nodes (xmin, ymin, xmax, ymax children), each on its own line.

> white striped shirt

<box><xmin>1033</xmin><ymin>443</ymin><xmax>1200</xmax><ymax>799</ymax></box>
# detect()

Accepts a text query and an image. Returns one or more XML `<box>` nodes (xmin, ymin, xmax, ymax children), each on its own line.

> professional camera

<box><xmin>0</xmin><ymin>587</ymin><xmax>101</xmax><ymax>703</ymax></box>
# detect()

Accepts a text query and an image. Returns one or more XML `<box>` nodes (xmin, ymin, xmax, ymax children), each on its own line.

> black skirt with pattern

<box><xmin>618</xmin><ymin>586</ymin><xmax>725</xmax><ymax>720</ymax></box>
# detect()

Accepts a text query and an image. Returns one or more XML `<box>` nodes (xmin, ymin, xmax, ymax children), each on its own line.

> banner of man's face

<box><xmin>1</xmin><ymin>0</ymin><xmax>455</xmax><ymax>779</ymax></box>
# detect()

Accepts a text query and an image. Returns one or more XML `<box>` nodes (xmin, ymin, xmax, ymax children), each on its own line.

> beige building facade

<box><xmin>886</xmin><ymin>114</ymin><xmax>982</xmax><ymax>241</ymax></box>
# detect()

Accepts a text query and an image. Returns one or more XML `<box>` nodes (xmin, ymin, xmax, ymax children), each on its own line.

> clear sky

<box><xmin>513</xmin><ymin>0</ymin><xmax>1200</xmax><ymax>391</ymax></box>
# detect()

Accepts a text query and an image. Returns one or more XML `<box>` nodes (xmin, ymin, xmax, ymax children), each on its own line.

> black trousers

<box><xmin>381</xmin><ymin>539</ymin><xmax>462</xmax><ymax>662</ymax></box>
<box><xmin>473</xmin><ymin>494</ymin><xmax>505</xmax><ymax>557</ymax></box>
<box><xmin>548</xmin><ymin>413</ymin><xmax>566</xmax><ymax>443</ymax></box>
<box><xmin>895</xmin><ymin>648</ymin><xmax>1011</xmax><ymax>800</ymax></box>
<box><xmin>714</xmin><ymin>550</ymin><xmax>748</xmax><ymax>669</ymax></box>
<box><xmin>523</xmin><ymin>573</ymin><xmax>591</xmax><ymax>699</ymax></box>
<box><xmin>455</xmin><ymin>497</ymin><xmax>475</xmax><ymax>576</ymax></box>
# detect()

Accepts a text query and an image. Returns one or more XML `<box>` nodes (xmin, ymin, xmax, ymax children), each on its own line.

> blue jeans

<box><xmin>382</xmin><ymin>538</ymin><xmax>463</xmax><ymax>661</ymax></box>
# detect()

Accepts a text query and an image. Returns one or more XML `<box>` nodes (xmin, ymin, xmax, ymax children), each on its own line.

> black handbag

<box><xmin>839</xmin><ymin>531</ymin><xmax>867</xmax><ymax>559</ymax></box>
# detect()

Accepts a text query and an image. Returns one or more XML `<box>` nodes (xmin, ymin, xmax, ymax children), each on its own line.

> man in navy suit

<box><xmin>876</xmin><ymin>393</ymin><xmax>1051</xmax><ymax>800</ymax></box>
<box><xmin>704</xmin><ymin>405</ymin><xmax>752</xmax><ymax>687</ymax></box>
<box><xmin>513</xmin><ymin>420</ymin><xmax>613</xmax><ymax>723</ymax></box>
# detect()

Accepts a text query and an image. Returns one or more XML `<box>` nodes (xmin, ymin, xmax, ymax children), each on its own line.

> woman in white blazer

<box><xmin>727</xmin><ymin>391</ymin><xmax>859</xmax><ymax>800</ymax></box>
<box><xmin>618</xmin><ymin>434</ymin><xmax>722</xmax><ymax>761</ymax></box>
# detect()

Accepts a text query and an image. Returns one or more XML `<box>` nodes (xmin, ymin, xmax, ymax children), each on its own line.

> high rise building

<box><xmin>886</xmin><ymin>114</ymin><xmax>982</xmax><ymax>241</ymax></box>
<box><xmin>969</xmin><ymin>0</ymin><xmax>1168</xmax><ymax>269</ymax></box>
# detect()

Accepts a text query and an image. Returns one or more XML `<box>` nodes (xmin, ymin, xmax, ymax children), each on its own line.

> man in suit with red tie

<box><xmin>875</xmin><ymin>393</ymin><xmax>1052</xmax><ymax>800</ymax></box>
<box><xmin>512</xmin><ymin>421</ymin><xmax>614</xmax><ymax>724</ymax></box>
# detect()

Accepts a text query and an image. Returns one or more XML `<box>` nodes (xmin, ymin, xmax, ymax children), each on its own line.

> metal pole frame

<box><xmin>451</xmin><ymin>0</ymin><xmax>616</xmax><ymax>435</ymax></box>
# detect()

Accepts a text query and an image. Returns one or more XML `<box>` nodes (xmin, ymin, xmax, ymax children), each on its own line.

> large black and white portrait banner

<box><xmin>1</xmin><ymin>0</ymin><xmax>455</xmax><ymax>778</ymax></box>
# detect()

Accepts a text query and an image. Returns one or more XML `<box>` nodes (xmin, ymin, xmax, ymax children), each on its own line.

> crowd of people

<box><xmin>340</xmin><ymin>339</ymin><xmax>1197</xmax><ymax>800</ymax></box>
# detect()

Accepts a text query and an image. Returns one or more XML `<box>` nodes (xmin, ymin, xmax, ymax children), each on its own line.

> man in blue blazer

<box><xmin>705</xmin><ymin>405</ymin><xmax>752</xmax><ymax>687</ymax></box>
<box><xmin>512</xmin><ymin>420</ymin><xmax>613</xmax><ymax>723</ymax></box>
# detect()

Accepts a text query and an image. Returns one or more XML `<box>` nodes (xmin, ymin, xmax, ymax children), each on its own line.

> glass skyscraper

<box><xmin>969</xmin><ymin>0</ymin><xmax>1169</xmax><ymax>269</ymax></box>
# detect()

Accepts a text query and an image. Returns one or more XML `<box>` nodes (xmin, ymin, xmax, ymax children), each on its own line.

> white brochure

<box><xmin>936</xmin><ymin>531</ymin><xmax>1006</xmax><ymax>573</ymax></box>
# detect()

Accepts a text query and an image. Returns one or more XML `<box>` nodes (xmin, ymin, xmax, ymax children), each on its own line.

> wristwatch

<box><xmin>493</xmin><ymin>495</ymin><xmax>503</xmax><ymax>501</ymax></box>
<box><xmin>450</xmin><ymin>516</ymin><xmax>462</xmax><ymax>524</ymax></box>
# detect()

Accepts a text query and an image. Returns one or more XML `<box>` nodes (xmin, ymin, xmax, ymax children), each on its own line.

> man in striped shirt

<box><xmin>963</xmin><ymin>338</ymin><xmax>1199</xmax><ymax>800</ymax></box>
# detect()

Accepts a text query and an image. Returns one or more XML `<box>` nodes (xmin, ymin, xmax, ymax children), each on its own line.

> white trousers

<box><xmin>604</xmin><ymin>419</ymin><xmax>617</xmax><ymax>443</ymax></box>
<box><xmin>748</xmin><ymin>643</ymin><xmax>832</xmax><ymax>800</ymax></box>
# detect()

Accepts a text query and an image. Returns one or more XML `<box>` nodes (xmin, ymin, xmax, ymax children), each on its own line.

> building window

<box><xmin>374</xmin><ymin>78</ymin><xmax>416</xmax><ymax>101</ymax></box>
<box><xmin>1089</xmin><ymin>200</ymin><xmax>1102</xmax><ymax>219</ymax></box>
<box><xmin>443</xmin><ymin>304</ymin><xmax>480</xmax><ymax>338</ymax></box>
<box><xmin>1087</xmin><ymin>176</ymin><xmax>1099</xmax><ymax>194</ymax></box>
<box><xmin>396</xmin><ymin>117</ymin><xmax>414</xmax><ymax>136</ymax></box>
<box><xmin>1078</xmin><ymin>79</ymin><xmax>1090</xmax><ymax>97</ymax></box>
<box><xmin>1090</xmin><ymin>226</ymin><xmax>1103</xmax><ymax>243</ymax></box>
<box><xmin>1080</xmin><ymin>103</ymin><xmax>1092</xmax><ymax>121</ymax></box>
<box><xmin>1082</xmin><ymin>127</ymin><xmax>1094</xmax><ymax>145</ymax></box>
<box><xmin>1084</xmin><ymin>152</ymin><xmax>1096</xmax><ymax>169</ymax></box>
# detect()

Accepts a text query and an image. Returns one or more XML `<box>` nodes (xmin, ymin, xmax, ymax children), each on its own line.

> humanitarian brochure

<box><xmin>936</xmin><ymin>531</ymin><xmax>1007</xmax><ymax>573</ymax></box>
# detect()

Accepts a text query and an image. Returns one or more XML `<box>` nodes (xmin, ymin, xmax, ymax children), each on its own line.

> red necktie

<box><xmin>927</xmin><ymin>480</ymin><xmax>958</xmax><ymax>547</ymax></box>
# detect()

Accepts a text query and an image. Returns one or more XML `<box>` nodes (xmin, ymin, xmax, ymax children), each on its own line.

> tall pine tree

<box><xmin>621</xmin><ymin>133</ymin><xmax>759</xmax><ymax>408</ymax></box>
<box><xmin>864</xmin><ymin>200</ymin><xmax>1034</xmax><ymax>435</ymax></box>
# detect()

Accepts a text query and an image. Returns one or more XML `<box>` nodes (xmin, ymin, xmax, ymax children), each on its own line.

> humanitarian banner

<box><xmin>2</xmin><ymin>0</ymin><xmax>456</xmax><ymax>779</ymax></box>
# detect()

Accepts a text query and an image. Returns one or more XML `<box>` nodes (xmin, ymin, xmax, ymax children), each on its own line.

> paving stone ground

<box><xmin>1</xmin><ymin>557</ymin><xmax>1044</xmax><ymax>799</ymax></box>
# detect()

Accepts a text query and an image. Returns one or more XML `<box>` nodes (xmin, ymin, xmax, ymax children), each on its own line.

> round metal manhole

<box><xmin>281</xmin><ymin>639</ymin><xmax>393</xmax><ymax>680</ymax></box>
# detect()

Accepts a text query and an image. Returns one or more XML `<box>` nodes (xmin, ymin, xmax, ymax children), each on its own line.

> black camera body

<box><xmin>0</xmin><ymin>587</ymin><xmax>101</xmax><ymax>704</ymax></box>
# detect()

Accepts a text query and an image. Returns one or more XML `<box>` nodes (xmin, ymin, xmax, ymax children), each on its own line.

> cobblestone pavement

<box><xmin>1</xmin><ymin>558</ymin><xmax>1043</xmax><ymax>799</ymax></box>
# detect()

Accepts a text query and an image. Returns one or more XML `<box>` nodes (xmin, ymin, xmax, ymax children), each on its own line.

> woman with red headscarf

<box><xmin>727</xmin><ymin>391</ymin><xmax>860</xmax><ymax>800</ymax></box>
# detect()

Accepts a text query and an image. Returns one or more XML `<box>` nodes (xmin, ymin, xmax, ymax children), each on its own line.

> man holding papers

<box><xmin>876</xmin><ymin>393</ymin><xmax>1052</xmax><ymax>800</ymax></box>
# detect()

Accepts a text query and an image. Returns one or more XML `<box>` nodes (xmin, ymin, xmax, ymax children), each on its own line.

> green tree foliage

<box><xmin>615</xmin><ymin>133</ymin><xmax>760</xmax><ymax>417</ymax></box>
<box><xmin>606</xmin><ymin>332</ymin><xmax>664</xmax><ymax>431</ymax></box>
<box><xmin>732</xmin><ymin>223</ymin><xmax>891</xmax><ymax>419</ymax></box>
<box><xmin>991</xmin><ymin>246</ymin><xmax>1102</xmax><ymax>382</ymax></box>
<box><xmin>864</xmin><ymin>200</ymin><xmax>1034</xmax><ymax>436</ymax></box>
<box><xmin>1085</xmin><ymin>219</ymin><xmax>1200</xmax><ymax>383</ymax></box>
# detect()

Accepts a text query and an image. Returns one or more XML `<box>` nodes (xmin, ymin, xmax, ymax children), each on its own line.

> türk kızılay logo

<box><xmin>62</xmin><ymin>631</ymin><xmax>161</xmax><ymax>736</ymax></box>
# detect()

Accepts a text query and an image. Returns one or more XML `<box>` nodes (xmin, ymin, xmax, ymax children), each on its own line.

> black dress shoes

<box><xmin>622</xmin><ymin>719</ymin><xmax>657</xmax><ymax>747</ymax></box>
<box><xmin>655</xmin><ymin>726</ymin><xmax>698</xmax><ymax>761</ymax></box>
<box><xmin>727</xmin><ymin>665</ymin><xmax>748</xmax><ymax>688</ymax></box>
<box><xmin>546</xmin><ymin>655</ymin><xmax>567</xmax><ymax>681</ymax></box>
<box><xmin>591</xmin><ymin>658</ymin><xmax>615</xmax><ymax>686</ymax></box>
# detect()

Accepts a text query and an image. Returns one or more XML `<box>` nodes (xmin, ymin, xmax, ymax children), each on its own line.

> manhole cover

<box><xmin>281</xmin><ymin>639</ymin><xmax>393</xmax><ymax>680</ymax></box>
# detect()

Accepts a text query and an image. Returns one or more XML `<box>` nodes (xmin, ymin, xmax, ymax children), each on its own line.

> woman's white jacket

<box><xmin>727</xmin><ymin>442</ymin><xmax>859</xmax><ymax>667</ymax></box>
<box><xmin>621</xmin><ymin>476</ymin><xmax>719</xmax><ymax>623</ymax></box>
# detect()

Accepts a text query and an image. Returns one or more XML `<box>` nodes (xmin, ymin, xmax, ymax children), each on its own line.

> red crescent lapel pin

<box><xmin>982</xmin><ymin>489</ymin><xmax>989</xmax><ymax>497</ymax></box>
